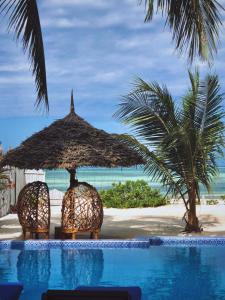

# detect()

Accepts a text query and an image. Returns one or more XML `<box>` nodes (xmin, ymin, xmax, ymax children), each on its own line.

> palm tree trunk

<box><xmin>185</xmin><ymin>184</ymin><xmax>201</xmax><ymax>232</ymax></box>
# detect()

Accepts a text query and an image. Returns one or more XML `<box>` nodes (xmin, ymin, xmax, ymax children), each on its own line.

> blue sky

<box><xmin>0</xmin><ymin>0</ymin><xmax>225</xmax><ymax>150</ymax></box>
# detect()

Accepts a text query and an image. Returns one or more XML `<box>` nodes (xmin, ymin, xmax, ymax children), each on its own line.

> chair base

<box><xmin>22</xmin><ymin>228</ymin><xmax>49</xmax><ymax>240</ymax></box>
<box><xmin>55</xmin><ymin>226</ymin><xmax>100</xmax><ymax>240</ymax></box>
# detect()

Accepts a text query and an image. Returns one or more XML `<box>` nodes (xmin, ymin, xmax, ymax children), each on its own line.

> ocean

<box><xmin>46</xmin><ymin>166</ymin><xmax>225</xmax><ymax>197</ymax></box>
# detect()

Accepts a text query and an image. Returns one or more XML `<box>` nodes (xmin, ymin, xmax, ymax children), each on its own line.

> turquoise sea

<box><xmin>46</xmin><ymin>166</ymin><xmax>225</xmax><ymax>196</ymax></box>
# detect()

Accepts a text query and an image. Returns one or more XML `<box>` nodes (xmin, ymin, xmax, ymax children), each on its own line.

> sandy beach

<box><xmin>1</xmin><ymin>204</ymin><xmax>225</xmax><ymax>240</ymax></box>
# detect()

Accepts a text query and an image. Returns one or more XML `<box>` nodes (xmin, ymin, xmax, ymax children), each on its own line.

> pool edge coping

<box><xmin>1</xmin><ymin>236</ymin><xmax>225</xmax><ymax>249</ymax></box>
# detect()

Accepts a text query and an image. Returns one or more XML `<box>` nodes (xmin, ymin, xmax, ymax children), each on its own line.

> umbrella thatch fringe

<box><xmin>1</xmin><ymin>94</ymin><xmax>143</xmax><ymax>170</ymax></box>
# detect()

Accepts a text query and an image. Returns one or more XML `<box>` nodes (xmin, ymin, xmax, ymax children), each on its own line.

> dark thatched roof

<box><xmin>1</xmin><ymin>93</ymin><xmax>143</xmax><ymax>170</ymax></box>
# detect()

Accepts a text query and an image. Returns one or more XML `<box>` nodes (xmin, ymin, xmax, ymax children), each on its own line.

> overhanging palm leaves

<box><xmin>141</xmin><ymin>0</ymin><xmax>224</xmax><ymax>62</ymax></box>
<box><xmin>0</xmin><ymin>0</ymin><xmax>48</xmax><ymax>109</ymax></box>
<box><xmin>115</xmin><ymin>71</ymin><xmax>225</xmax><ymax>231</ymax></box>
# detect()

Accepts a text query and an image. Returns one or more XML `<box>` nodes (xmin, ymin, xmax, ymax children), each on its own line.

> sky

<box><xmin>0</xmin><ymin>0</ymin><xmax>225</xmax><ymax>150</ymax></box>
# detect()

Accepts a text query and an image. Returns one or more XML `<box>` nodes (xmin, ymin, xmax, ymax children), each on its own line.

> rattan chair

<box><xmin>17</xmin><ymin>181</ymin><xmax>50</xmax><ymax>239</ymax></box>
<box><xmin>61</xmin><ymin>182</ymin><xmax>103</xmax><ymax>239</ymax></box>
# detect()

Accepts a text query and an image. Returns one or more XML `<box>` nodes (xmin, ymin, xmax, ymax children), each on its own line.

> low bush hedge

<box><xmin>99</xmin><ymin>180</ymin><xmax>167</xmax><ymax>208</ymax></box>
<box><xmin>206</xmin><ymin>199</ymin><xmax>219</xmax><ymax>205</ymax></box>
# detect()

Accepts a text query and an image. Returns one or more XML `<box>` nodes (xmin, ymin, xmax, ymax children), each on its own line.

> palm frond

<box><xmin>116</xmin><ymin>71</ymin><xmax>225</xmax><ymax>206</ymax></box>
<box><xmin>179</xmin><ymin>71</ymin><xmax>224</xmax><ymax>192</ymax></box>
<box><xmin>193</xmin><ymin>74</ymin><xmax>224</xmax><ymax>190</ymax></box>
<box><xmin>118</xmin><ymin>134</ymin><xmax>188</xmax><ymax>201</ymax></box>
<box><xmin>182</xmin><ymin>70</ymin><xmax>200</xmax><ymax>122</ymax></box>
<box><xmin>0</xmin><ymin>0</ymin><xmax>48</xmax><ymax>110</ymax></box>
<box><xmin>142</xmin><ymin>0</ymin><xmax>224</xmax><ymax>62</ymax></box>
<box><xmin>197</xmin><ymin>74</ymin><xmax>224</xmax><ymax>135</ymax></box>
<box><xmin>114</xmin><ymin>78</ymin><xmax>179</xmax><ymax>147</ymax></box>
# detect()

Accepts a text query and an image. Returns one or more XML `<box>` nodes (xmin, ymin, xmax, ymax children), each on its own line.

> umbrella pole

<box><xmin>67</xmin><ymin>168</ymin><xmax>78</xmax><ymax>188</ymax></box>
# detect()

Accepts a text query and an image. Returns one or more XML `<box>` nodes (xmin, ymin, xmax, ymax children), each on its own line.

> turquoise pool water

<box><xmin>45</xmin><ymin>166</ymin><xmax>225</xmax><ymax>196</ymax></box>
<box><xmin>1</xmin><ymin>246</ymin><xmax>225</xmax><ymax>299</ymax></box>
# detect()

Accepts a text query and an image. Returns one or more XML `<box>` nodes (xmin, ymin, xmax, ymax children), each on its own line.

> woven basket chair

<box><xmin>61</xmin><ymin>182</ymin><xmax>103</xmax><ymax>239</ymax></box>
<box><xmin>17</xmin><ymin>181</ymin><xmax>50</xmax><ymax>239</ymax></box>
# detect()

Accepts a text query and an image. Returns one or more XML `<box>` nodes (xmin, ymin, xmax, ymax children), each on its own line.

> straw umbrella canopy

<box><xmin>1</xmin><ymin>92</ymin><xmax>143</xmax><ymax>186</ymax></box>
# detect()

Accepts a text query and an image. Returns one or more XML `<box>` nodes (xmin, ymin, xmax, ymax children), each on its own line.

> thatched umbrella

<box><xmin>1</xmin><ymin>91</ymin><xmax>143</xmax><ymax>183</ymax></box>
<box><xmin>1</xmin><ymin>91</ymin><xmax>143</xmax><ymax>239</ymax></box>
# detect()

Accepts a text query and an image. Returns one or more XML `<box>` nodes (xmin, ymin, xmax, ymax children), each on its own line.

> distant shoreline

<box><xmin>45</xmin><ymin>167</ymin><xmax>225</xmax><ymax>196</ymax></box>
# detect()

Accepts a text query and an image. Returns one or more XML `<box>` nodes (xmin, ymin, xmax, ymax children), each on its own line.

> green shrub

<box><xmin>99</xmin><ymin>180</ymin><xmax>167</xmax><ymax>208</ymax></box>
<box><xmin>206</xmin><ymin>199</ymin><xmax>219</xmax><ymax>205</ymax></box>
<box><xmin>221</xmin><ymin>195</ymin><xmax>225</xmax><ymax>203</ymax></box>
<box><xmin>0</xmin><ymin>168</ymin><xmax>9</xmax><ymax>191</ymax></box>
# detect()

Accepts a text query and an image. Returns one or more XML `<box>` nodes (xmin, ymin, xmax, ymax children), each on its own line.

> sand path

<box><xmin>0</xmin><ymin>204</ymin><xmax>225</xmax><ymax>240</ymax></box>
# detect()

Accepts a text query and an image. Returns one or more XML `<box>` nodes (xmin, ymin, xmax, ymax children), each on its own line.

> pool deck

<box><xmin>1</xmin><ymin>204</ymin><xmax>225</xmax><ymax>240</ymax></box>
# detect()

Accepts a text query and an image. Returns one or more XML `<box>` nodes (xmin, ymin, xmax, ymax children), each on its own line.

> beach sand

<box><xmin>0</xmin><ymin>204</ymin><xmax>225</xmax><ymax>240</ymax></box>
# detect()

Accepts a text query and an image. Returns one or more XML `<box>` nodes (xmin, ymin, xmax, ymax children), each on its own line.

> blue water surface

<box><xmin>1</xmin><ymin>246</ymin><xmax>225</xmax><ymax>299</ymax></box>
<box><xmin>45</xmin><ymin>166</ymin><xmax>225</xmax><ymax>195</ymax></box>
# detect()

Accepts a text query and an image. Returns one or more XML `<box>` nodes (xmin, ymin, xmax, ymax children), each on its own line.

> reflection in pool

<box><xmin>17</xmin><ymin>250</ymin><xmax>51</xmax><ymax>300</ymax></box>
<box><xmin>61</xmin><ymin>249</ymin><xmax>104</xmax><ymax>289</ymax></box>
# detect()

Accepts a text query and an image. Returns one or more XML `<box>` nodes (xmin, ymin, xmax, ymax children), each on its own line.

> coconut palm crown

<box><xmin>115</xmin><ymin>71</ymin><xmax>225</xmax><ymax>232</ymax></box>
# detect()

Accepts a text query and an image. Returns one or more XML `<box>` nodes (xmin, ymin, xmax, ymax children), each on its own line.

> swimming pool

<box><xmin>1</xmin><ymin>237</ymin><xmax>225</xmax><ymax>300</ymax></box>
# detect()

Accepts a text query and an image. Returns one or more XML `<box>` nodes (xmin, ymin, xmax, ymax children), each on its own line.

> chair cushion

<box><xmin>76</xmin><ymin>286</ymin><xmax>141</xmax><ymax>300</ymax></box>
<box><xmin>0</xmin><ymin>282</ymin><xmax>23</xmax><ymax>300</ymax></box>
<box><xmin>42</xmin><ymin>289</ymin><xmax>130</xmax><ymax>300</ymax></box>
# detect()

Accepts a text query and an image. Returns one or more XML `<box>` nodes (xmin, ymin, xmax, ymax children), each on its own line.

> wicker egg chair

<box><xmin>17</xmin><ymin>181</ymin><xmax>50</xmax><ymax>239</ymax></box>
<box><xmin>61</xmin><ymin>181</ymin><xmax>103</xmax><ymax>239</ymax></box>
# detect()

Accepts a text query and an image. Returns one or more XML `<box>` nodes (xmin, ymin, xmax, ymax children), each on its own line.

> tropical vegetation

<box><xmin>142</xmin><ymin>0</ymin><xmax>224</xmax><ymax>62</ymax></box>
<box><xmin>115</xmin><ymin>71</ymin><xmax>225</xmax><ymax>232</ymax></box>
<box><xmin>206</xmin><ymin>199</ymin><xmax>219</xmax><ymax>205</ymax></box>
<box><xmin>99</xmin><ymin>180</ymin><xmax>167</xmax><ymax>208</ymax></box>
<box><xmin>0</xmin><ymin>169</ymin><xmax>9</xmax><ymax>191</ymax></box>
<box><xmin>0</xmin><ymin>154</ymin><xmax>9</xmax><ymax>191</ymax></box>
<box><xmin>0</xmin><ymin>0</ymin><xmax>48</xmax><ymax>109</ymax></box>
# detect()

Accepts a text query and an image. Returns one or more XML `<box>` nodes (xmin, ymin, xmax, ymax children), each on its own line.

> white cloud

<box><xmin>41</xmin><ymin>0</ymin><xmax>148</xmax><ymax>30</ymax></box>
<box><xmin>93</xmin><ymin>70</ymin><xmax>124</xmax><ymax>83</ymax></box>
<box><xmin>0</xmin><ymin>0</ymin><xmax>222</xmax><ymax>121</ymax></box>
<box><xmin>0</xmin><ymin>75</ymin><xmax>32</xmax><ymax>84</ymax></box>
<box><xmin>42</xmin><ymin>0</ymin><xmax>110</xmax><ymax>9</ymax></box>
<box><xmin>42</xmin><ymin>17</ymin><xmax>90</xmax><ymax>28</ymax></box>
<box><xmin>0</xmin><ymin>63</ymin><xmax>28</xmax><ymax>72</ymax></box>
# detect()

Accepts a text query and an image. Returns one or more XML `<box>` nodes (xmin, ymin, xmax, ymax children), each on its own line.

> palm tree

<box><xmin>141</xmin><ymin>0</ymin><xmax>224</xmax><ymax>62</ymax></box>
<box><xmin>115</xmin><ymin>71</ymin><xmax>224</xmax><ymax>232</ymax></box>
<box><xmin>0</xmin><ymin>0</ymin><xmax>48</xmax><ymax>109</ymax></box>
